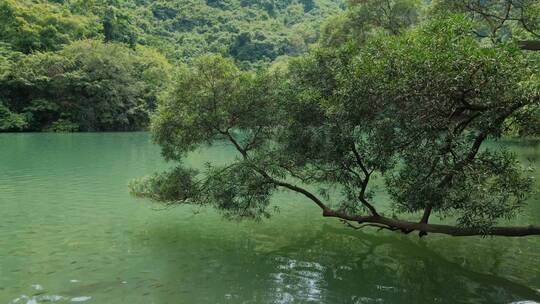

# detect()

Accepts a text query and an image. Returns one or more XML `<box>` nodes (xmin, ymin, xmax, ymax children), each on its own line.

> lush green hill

<box><xmin>2</xmin><ymin>0</ymin><xmax>344</xmax><ymax>65</ymax></box>
<box><xmin>1</xmin><ymin>0</ymin><xmax>538</xmax><ymax>133</ymax></box>
<box><xmin>123</xmin><ymin>0</ymin><xmax>344</xmax><ymax>66</ymax></box>
<box><xmin>0</xmin><ymin>0</ymin><xmax>343</xmax><ymax>132</ymax></box>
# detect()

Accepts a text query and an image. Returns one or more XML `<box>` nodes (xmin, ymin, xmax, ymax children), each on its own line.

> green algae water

<box><xmin>0</xmin><ymin>133</ymin><xmax>539</xmax><ymax>304</ymax></box>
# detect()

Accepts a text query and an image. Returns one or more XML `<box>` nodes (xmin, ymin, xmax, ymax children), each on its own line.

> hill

<box><xmin>0</xmin><ymin>0</ymin><xmax>343</xmax><ymax>132</ymax></box>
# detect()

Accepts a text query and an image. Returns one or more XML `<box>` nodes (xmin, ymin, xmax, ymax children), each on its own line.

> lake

<box><xmin>0</xmin><ymin>133</ymin><xmax>539</xmax><ymax>304</ymax></box>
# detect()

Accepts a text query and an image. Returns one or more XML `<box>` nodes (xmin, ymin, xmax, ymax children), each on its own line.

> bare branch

<box><xmin>519</xmin><ymin>40</ymin><xmax>540</xmax><ymax>51</ymax></box>
<box><xmin>325</xmin><ymin>210</ymin><xmax>540</xmax><ymax>237</ymax></box>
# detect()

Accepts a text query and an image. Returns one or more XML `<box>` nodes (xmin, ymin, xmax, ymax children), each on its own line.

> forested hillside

<box><xmin>1</xmin><ymin>0</ymin><xmax>539</xmax><ymax>133</ymax></box>
<box><xmin>0</xmin><ymin>0</ymin><xmax>343</xmax><ymax>131</ymax></box>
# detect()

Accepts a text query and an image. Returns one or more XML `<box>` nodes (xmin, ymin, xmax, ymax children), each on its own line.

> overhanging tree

<box><xmin>130</xmin><ymin>17</ymin><xmax>540</xmax><ymax>237</ymax></box>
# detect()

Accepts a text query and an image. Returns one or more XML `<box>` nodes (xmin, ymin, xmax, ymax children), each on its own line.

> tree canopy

<box><xmin>1</xmin><ymin>40</ymin><xmax>170</xmax><ymax>131</ymax></box>
<box><xmin>0</xmin><ymin>0</ymin><xmax>100</xmax><ymax>54</ymax></box>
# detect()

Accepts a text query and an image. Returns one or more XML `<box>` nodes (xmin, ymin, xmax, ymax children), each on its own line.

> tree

<box><xmin>430</xmin><ymin>0</ymin><xmax>540</xmax><ymax>43</ymax></box>
<box><xmin>429</xmin><ymin>1</ymin><xmax>540</xmax><ymax>136</ymax></box>
<box><xmin>346</xmin><ymin>0</ymin><xmax>420</xmax><ymax>34</ymax></box>
<box><xmin>102</xmin><ymin>6</ymin><xmax>138</xmax><ymax>48</ymax></box>
<box><xmin>130</xmin><ymin>18</ymin><xmax>540</xmax><ymax>237</ymax></box>
<box><xmin>0</xmin><ymin>0</ymin><xmax>100</xmax><ymax>53</ymax></box>
<box><xmin>0</xmin><ymin>40</ymin><xmax>171</xmax><ymax>131</ymax></box>
<box><xmin>320</xmin><ymin>0</ymin><xmax>420</xmax><ymax>47</ymax></box>
<box><xmin>0</xmin><ymin>101</ymin><xmax>27</xmax><ymax>131</ymax></box>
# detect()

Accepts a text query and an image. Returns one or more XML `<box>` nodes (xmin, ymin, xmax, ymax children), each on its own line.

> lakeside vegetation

<box><xmin>1</xmin><ymin>0</ymin><xmax>539</xmax><ymax>237</ymax></box>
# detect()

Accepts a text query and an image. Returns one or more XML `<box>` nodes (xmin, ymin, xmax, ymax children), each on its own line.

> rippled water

<box><xmin>0</xmin><ymin>133</ymin><xmax>539</xmax><ymax>304</ymax></box>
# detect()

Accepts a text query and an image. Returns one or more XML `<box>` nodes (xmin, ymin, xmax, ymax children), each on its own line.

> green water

<box><xmin>0</xmin><ymin>133</ymin><xmax>539</xmax><ymax>304</ymax></box>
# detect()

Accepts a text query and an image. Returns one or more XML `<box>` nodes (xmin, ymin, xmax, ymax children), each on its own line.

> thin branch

<box><xmin>348</xmin><ymin>143</ymin><xmax>379</xmax><ymax>216</ymax></box>
<box><xmin>341</xmin><ymin>162</ymin><xmax>364</xmax><ymax>183</ymax></box>
<box><xmin>351</xmin><ymin>143</ymin><xmax>370</xmax><ymax>176</ymax></box>
<box><xmin>244</xmin><ymin>126</ymin><xmax>264</xmax><ymax>151</ymax></box>
<box><xmin>340</xmin><ymin>219</ymin><xmax>397</xmax><ymax>232</ymax></box>
<box><xmin>221</xmin><ymin>129</ymin><xmax>331</xmax><ymax>212</ymax></box>
<box><xmin>519</xmin><ymin>6</ymin><xmax>540</xmax><ymax>38</ymax></box>
<box><xmin>418</xmin><ymin>100</ymin><xmax>528</xmax><ymax>230</ymax></box>
<box><xmin>218</xmin><ymin>128</ymin><xmax>247</xmax><ymax>157</ymax></box>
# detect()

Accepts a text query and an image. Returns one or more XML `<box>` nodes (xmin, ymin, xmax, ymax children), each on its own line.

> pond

<box><xmin>0</xmin><ymin>133</ymin><xmax>539</xmax><ymax>303</ymax></box>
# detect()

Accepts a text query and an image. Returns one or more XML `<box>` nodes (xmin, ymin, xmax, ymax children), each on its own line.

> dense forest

<box><xmin>1</xmin><ymin>0</ymin><xmax>539</xmax><ymax>135</ymax></box>
<box><xmin>0</xmin><ymin>0</ymin><xmax>343</xmax><ymax>131</ymax></box>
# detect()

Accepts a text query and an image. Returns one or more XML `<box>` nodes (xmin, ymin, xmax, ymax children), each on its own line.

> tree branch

<box><xmin>349</xmin><ymin>143</ymin><xmax>379</xmax><ymax>216</ymax></box>
<box><xmin>418</xmin><ymin>100</ymin><xmax>528</xmax><ymax>233</ymax></box>
<box><xmin>221</xmin><ymin>129</ymin><xmax>331</xmax><ymax>212</ymax></box>
<box><xmin>519</xmin><ymin>40</ymin><xmax>540</xmax><ymax>51</ymax></box>
<box><xmin>324</xmin><ymin>210</ymin><xmax>540</xmax><ymax>237</ymax></box>
<box><xmin>218</xmin><ymin>124</ymin><xmax>538</xmax><ymax>238</ymax></box>
<box><xmin>351</xmin><ymin>143</ymin><xmax>369</xmax><ymax>177</ymax></box>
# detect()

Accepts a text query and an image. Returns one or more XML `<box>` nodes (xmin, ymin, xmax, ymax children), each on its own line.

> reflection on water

<box><xmin>10</xmin><ymin>294</ymin><xmax>91</xmax><ymax>303</ymax></box>
<box><xmin>0</xmin><ymin>133</ymin><xmax>539</xmax><ymax>303</ymax></box>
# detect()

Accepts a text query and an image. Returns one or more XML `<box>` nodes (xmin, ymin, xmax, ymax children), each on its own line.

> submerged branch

<box><xmin>324</xmin><ymin>210</ymin><xmax>540</xmax><ymax>237</ymax></box>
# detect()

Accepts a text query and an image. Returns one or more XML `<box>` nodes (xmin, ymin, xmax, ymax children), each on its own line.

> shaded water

<box><xmin>0</xmin><ymin>133</ymin><xmax>539</xmax><ymax>304</ymax></box>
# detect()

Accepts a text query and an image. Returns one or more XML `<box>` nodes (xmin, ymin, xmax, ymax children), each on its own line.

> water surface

<box><xmin>0</xmin><ymin>133</ymin><xmax>539</xmax><ymax>303</ymax></box>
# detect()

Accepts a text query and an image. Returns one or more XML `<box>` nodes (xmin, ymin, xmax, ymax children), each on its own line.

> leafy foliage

<box><xmin>53</xmin><ymin>0</ymin><xmax>344</xmax><ymax>66</ymax></box>
<box><xmin>132</xmin><ymin>17</ymin><xmax>539</xmax><ymax>235</ymax></box>
<box><xmin>0</xmin><ymin>0</ymin><xmax>100</xmax><ymax>53</ymax></box>
<box><xmin>320</xmin><ymin>0</ymin><xmax>421</xmax><ymax>47</ymax></box>
<box><xmin>130</xmin><ymin>54</ymin><xmax>280</xmax><ymax>219</ymax></box>
<box><xmin>0</xmin><ymin>40</ymin><xmax>171</xmax><ymax>131</ymax></box>
<box><xmin>0</xmin><ymin>101</ymin><xmax>28</xmax><ymax>130</ymax></box>
<box><xmin>0</xmin><ymin>0</ymin><xmax>344</xmax><ymax>131</ymax></box>
<box><xmin>430</xmin><ymin>0</ymin><xmax>540</xmax><ymax>42</ymax></box>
